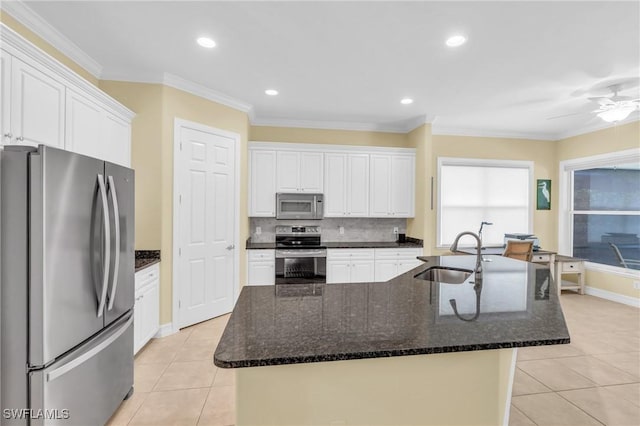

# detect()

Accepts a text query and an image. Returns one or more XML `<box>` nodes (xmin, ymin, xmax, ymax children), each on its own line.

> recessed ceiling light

<box><xmin>400</xmin><ymin>98</ymin><xmax>414</xmax><ymax>105</ymax></box>
<box><xmin>265</xmin><ymin>89</ymin><xmax>279</xmax><ymax>96</ymax></box>
<box><xmin>446</xmin><ymin>35</ymin><xmax>467</xmax><ymax>47</ymax></box>
<box><xmin>196</xmin><ymin>37</ymin><xmax>216</xmax><ymax>48</ymax></box>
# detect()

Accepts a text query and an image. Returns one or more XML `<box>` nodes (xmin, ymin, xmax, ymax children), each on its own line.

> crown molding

<box><xmin>99</xmin><ymin>69</ymin><xmax>164</xmax><ymax>85</ymax></box>
<box><xmin>554</xmin><ymin>116</ymin><xmax>640</xmax><ymax>140</ymax></box>
<box><xmin>0</xmin><ymin>23</ymin><xmax>134</xmax><ymax>120</ymax></box>
<box><xmin>250</xmin><ymin>117</ymin><xmax>416</xmax><ymax>133</ymax></box>
<box><xmin>401</xmin><ymin>114</ymin><xmax>432</xmax><ymax>133</ymax></box>
<box><xmin>162</xmin><ymin>73</ymin><xmax>253</xmax><ymax>113</ymax></box>
<box><xmin>1</xmin><ymin>0</ymin><xmax>102</xmax><ymax>78</ymax></box>
<box><xmin>431</xmin><ymin>120</ymin><xmax>557</xmax><ymax>141</ymax></box>
<box><xmin>249</xmin><ymin>141</ymin><xmax>416</xmax><ymax>154</ymax></box>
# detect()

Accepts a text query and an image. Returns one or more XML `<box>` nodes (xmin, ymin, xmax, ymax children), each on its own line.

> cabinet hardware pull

<box><xmin>3</xmin><ymin>133</ymin><xmax>12</xmax><ymax>139</ymax></box>
<box><xmin>16</xmin><ymin>136</ymin><xmax>24</xmax><ymax>141</ymax></box>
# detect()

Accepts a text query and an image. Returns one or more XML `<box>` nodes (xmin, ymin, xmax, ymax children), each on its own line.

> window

<box><xmin>560</xmin><ymin>148</ymin><xmax>640</xmax><ymax>273</ymax></box>
<box><xmin>438</xmin><ymin>158</ymin><xmax>533</xmax><ymax>247</ymax></box>
<box><xmin>570</xmin><ymin>162</ymin><xmax>640</xmax><ymax>270</ymax></box>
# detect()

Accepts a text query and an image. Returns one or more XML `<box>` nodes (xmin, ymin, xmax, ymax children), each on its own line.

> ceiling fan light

<box><xmin>597</xmin><ymin>106</ymin><xmax>635</xmax><ymax>123</ymax></box>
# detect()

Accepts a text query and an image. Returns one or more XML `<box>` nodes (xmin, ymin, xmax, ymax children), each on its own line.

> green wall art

<box><xmin>537</xmin><ymin>179</ymin><xmax>551</xmax><ymax>210</ymax></box>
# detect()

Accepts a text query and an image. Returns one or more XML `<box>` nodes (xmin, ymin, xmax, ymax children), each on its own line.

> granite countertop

<box><xmin>214</xmin><ymin>255</ymin><xmax>569</xmax><ymax>368</ymax></box>
<box><xmin>246</xmin><ymin>237</ymin><xmax>423</xmax><ymax>250</ymax></box>
<box><xmin>459</xmin><ymin>246</ymin><xmax>557</xmax><ymax>255</ymax></box>
<box><xmin>135</xmin><ymin>250</ymin><xmax>161</xmax><ymax>272</ymax></box>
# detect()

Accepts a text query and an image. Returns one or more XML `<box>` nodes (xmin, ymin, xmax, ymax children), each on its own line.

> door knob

<box><xmin>226</xmin><ymin>244</ymin><xmax>235</xmax><ymax>250</ymax></box>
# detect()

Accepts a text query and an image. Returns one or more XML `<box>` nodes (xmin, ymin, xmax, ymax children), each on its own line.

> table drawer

<box><xmin>562</xmin><ymin>262</ymin><xmax>582</xmax><ymax>272</ymax></box>
<box><xmin>531</xmin><ymin>254</ymin><xmax>551</xmax><ymax>263</ymax></box>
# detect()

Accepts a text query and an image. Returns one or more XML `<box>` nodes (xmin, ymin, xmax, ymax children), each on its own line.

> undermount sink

<box><xmin>414</xmin><ymin>266</ymin><xmax>473</xmax><ymax>284</ymax></box>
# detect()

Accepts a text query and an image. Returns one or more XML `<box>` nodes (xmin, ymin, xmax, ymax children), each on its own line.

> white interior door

<box><xmin>177</xmin><ymin>124</ymin><xmax>237</xmax><ymax>328</ymax></box>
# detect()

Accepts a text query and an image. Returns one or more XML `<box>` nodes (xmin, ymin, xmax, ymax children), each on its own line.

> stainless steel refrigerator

<box><xmin>1</xmin><ymin>145</ymin><xmax>135</xmax><ymax>425</ymax></box>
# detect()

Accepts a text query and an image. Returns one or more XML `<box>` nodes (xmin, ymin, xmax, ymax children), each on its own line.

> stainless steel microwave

<box><xmin>276</xmin><ymin>193</ymin><xmax>324</xmax><ymax>220</ymax></box>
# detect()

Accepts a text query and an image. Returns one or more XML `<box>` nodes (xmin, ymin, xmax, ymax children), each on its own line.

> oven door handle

<box><xmin>276</xmin><ymin>249</ymin><xmax>326</xmax><ymax>258</ymax></box>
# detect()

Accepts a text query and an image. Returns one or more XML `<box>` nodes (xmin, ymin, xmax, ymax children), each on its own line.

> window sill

<box><xmin>584</xmin><ymin>261</ymin><xmax>640</xmax><ymax>279</ymax></box>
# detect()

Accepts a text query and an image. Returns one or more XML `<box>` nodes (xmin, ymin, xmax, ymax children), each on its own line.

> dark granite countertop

<box><xmin>246</xmin><ymin>238</ymin><xmax>423</xmax><ymax>250</ymax></box>
<box><xmin>459</xmin><ymin>246</ymin><xmax>557</xmax><ymax>255</ymax></box>
<box><xmin>214</xmin><ymin>255</ymin><xmax>569</xmax><ymax>368</ymax></box>
<box><xmin>135</xmin><ymin>250</ymin><xmax>161</xmax><ymax>272</ymax></box>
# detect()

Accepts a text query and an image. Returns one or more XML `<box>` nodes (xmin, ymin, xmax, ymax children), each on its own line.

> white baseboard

<box><xmin>154</xmin><ymin>323</ymin><xmax>176</xmax><ymax>338</ymax></box>
<box><xmin>584</xmin><ymin>286</ymin><xmax>640</xmax><ymax>308</ymax></box>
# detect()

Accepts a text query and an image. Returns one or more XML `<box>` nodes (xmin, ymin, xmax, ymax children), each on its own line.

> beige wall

<box><xmin>557</xmin><ymin>121</ymin><xmax>640</xmax><ymax>160</ymax></box>
<box><xmin>557</xmin><ymin>121</ymin><xmax>640</xmax><ymax>300</ymax></box>
<box><xmin>430</xmin><ymin>135</ymin><xmax>558</xmax><ymax>254</ymax></box>
<box><xmin>406</xmin><ymin>124</ymin><xmax>433</xmax><ymax>251</ymax></box>
<box><xmin>237</xmin><ymin>348</ymin><xmax>515</xmax><ymax>426</ymax></box>
<box><xmin>98</xmin><ymin>81</ymin><xmax>164</xmax><ymax>249</ymax></box>
<box><xmin>250</xmin><ymin>125</ymin><xmax>409</xmax><ymax>147</ymax></box>
<box><xmin>1</xmin><ymin>12</ymin><xmax>99</xmax><ymax>85</ymax></box>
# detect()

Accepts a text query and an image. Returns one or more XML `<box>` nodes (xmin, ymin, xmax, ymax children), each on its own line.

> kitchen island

<box><xmin>214</xmin><ymin>255</ymin><xmax>569</xmax><ymax>425</ymax></box>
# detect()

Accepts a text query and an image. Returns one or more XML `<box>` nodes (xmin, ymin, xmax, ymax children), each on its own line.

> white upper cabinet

<box><xmin>324</xmin><ymin>152</ymin><xmax>369</xmax><ymax>217</ymax></box>
<box><xmin>276</xmin><ymin>151</ymin><xmax>323</xmax><ymax>193</ymax></box>
<box><xmin>391</xmin><ymin>155</ymin><xmax>415</xmax><ymax>216</ymax></box>
<box><xmin>249</xmin><ymin>150</ymin><xmax>277</xmax><ymax>216</ymax></box>
<box><xmin>65</xmin><ymin>89</ymin><xmax>103</xmax><ymax>157</ymax></box>
<box><xmin>370</xmin><ymin>155</ymin><xmax>392</xmax><ymax>216</ymax></box>
<box><xmin>1</xmin><ymin>27</ymin><xmax>134</xmax><ymax>165</ymax></box>
<box><xmin>103</xmin><ymin>112</ymin><xmax>131</xmax><ymax>166</ymax></box>
<box><xmin>249</xmin><ymin>142</ymin><xmax>415</xmax><ymax>218</ymax></box>
<box><xmin>7</xmin><ymin>55</ymin><xmax>65</xmax><ymax>148</ymax></box>
<box><xmin>370</xmin><ymin>154</ymin><xmax>415</xmax><ymax>217</ymax></box>
<box><xmin>0</xmin><ymin>50</ymin><xmax>10</xmax><ymax>144</ymax></box>
<box><xmin>66</xmin><ymin>89</ymin><xmax>131</xmax><ymax>166</ymax></box>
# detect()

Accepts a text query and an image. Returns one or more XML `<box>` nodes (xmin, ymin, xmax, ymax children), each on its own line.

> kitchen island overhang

<box><xmin>214</xmin><ymin>255</ymin><xmax>570</xmax><ymax>425</ymax></box>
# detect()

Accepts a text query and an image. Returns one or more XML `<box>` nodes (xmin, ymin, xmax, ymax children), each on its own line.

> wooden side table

<box><xmin>530</xmin><ymin>251</ymin><xmax>556</xmax><ymax>282</ymax></box>
<box><xmin>554</xmin><ymin>255</ymin><xmax>585</xmax><ymax>296</ymax></box>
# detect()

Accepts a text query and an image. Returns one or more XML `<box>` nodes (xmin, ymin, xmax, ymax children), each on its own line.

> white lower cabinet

<box><xmin>327</xmin><ymin>249</ymin><xmax>375</xmax><ymax>284</ymax></box>
<box><xmin>247</xmin><ymin>250</ymin><xmax>275</xmax><ymax>285</ymax></box>
<box><xmin>374</xmin><ymin>248</ymin><xmax>423</xmax><ymax>282</ymax></box>
<box><xmin>134</xmin><ymin>263</ymin><xmax>160</xmax><ymax>355</ymax></box>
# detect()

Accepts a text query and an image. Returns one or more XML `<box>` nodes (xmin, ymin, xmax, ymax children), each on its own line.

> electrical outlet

<box><xmin>256</xmin><ymin>226</ymin><xmax>261</xmax><ymax>235</ymax></box>
<box><xmin>634</xmin><ymin>281</ymin><xmax>640</xmax><ymax>290</ymax></box>
<box><xmin>339</xmin><ymin>226</ymin><xmax>344</xmax><ymax>235</ymax></box>
<box><xmin>393</xmin><ymin>227</ymin><xmax>399</xmax><ymax>234</ymax></box>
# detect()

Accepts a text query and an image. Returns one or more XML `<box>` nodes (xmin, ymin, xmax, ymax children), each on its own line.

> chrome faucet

<box><xmin>477</xmin><ymin>221</ymin><xmax>493</xmax><ymax>247</ymax></box>
<box><xmin>450</xmin><ymin>231</ymin><xmax>483</xmax><ymax>275</ymax></box>
<box><xmin>449</xmin><ymin>231</ymin><xmax>485</xmax><ymax>322</ymax></box>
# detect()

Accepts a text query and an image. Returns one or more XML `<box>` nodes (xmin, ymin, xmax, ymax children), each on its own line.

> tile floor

<box><xmin>108</xmin><ymin>292</ymin><xmax>639</xmax><ymax>426</ymax></box>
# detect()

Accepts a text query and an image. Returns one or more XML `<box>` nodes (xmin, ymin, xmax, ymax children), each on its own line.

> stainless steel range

<box><xmin>275</xmin><ymin>225</ymin><xmax>326</xmax><ymax>284</ymax></box>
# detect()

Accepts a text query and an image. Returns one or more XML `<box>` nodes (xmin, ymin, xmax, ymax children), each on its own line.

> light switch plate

<box><xmin>339</xmin><ymin>226</ymin><xmax>344</xmax><ymax>235</ymax></box>
<box><xmin>256</xmin><ymin>226</ymin><xmax>262</xmax><ymax>235</ymax></box>
<box><xmin>393</xmin><ymin>227</ymin><xmax>399</xmax><ymax>234</ymax></box>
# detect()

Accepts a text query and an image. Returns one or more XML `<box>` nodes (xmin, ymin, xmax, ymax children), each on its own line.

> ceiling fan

<box><xmin>549</xmin><ymin>84</ymin><xmax>640</xmax><ymax>122</ymax></box>
<box><xmin>589</xmin><ymin>85</ymin><xmax>640</xmax><ymax>122</ymax></box>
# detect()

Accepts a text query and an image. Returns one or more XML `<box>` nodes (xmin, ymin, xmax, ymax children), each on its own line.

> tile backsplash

<box><xmin>249</xmin><ymin>217</ymin><xmax>407</xmax><ymax>242</ymax></box>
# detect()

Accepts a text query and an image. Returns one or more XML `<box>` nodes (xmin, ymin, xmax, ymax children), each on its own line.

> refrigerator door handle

<box><xmin>97</xmin><ymin>174</ymin><xmax>110</xmax><ymax>318</ymax></box>
<box><xmin>107</xmin><ymin>175</ymin><xmax>120</xmax><ymax>311</ymax></box>
<box><xmin>46</xmin><ymin>315</ymin><xmax>133</xmax><ymax>381</ymax></box>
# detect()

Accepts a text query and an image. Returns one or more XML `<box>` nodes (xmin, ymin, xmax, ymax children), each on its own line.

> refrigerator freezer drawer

<box><xmin>29</xmin><ymin>314</ymin><xmax>133</xmax><ymax>426</ymax></box>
